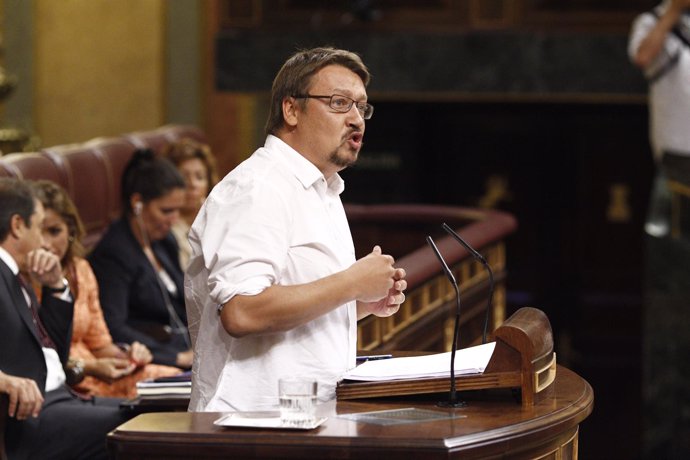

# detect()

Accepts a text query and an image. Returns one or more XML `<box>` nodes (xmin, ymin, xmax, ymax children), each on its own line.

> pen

<box><xmin>356</xmin><ymin>354</ymin><xmax>393</xmax><ymax>362</ymax></box>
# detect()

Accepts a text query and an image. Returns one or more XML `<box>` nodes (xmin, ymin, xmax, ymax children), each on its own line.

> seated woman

<box><xmin>89</xmin><ymin>149</ymin><xmax>193</xmax><ymax>369</ymax></box>
<box><xmin>34</xmin><ymin>180</ymin><xmax>182</xmax><ymax>398</ymax></box>
<box><xmin>163</xmin><ymin>138</ymin><xmax>218</xmax><ymax>269</ymax></box>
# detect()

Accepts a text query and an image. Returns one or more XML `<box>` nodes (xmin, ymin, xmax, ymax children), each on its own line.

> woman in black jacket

<box><xmin>89</xmin><ymin>149</ymin><xmax>192</xmax><ymax>369</ymax></box>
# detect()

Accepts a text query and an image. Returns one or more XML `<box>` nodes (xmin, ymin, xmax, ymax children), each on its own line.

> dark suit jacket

<box><xmin>88</xmin><ymin>218</ymin><xmax>188</xmax><ymax>367</ymax></box>
<box><xmin>0</xmin><ymin>257</ymin><xmax>74</xmax><ymax>459</ymax></box>
<box><xmin>0</xmin><ymin>259</ymin><xmax>73</xmax><ymax>390</ymax></box>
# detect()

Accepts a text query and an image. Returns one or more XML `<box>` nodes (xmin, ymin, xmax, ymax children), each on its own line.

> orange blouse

<box><xmin>69</xmin><ymin>257</ymin><xmax>181</xmax><ymax>398</ymax></box>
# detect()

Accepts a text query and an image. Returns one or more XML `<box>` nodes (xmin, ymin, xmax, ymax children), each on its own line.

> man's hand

<box><xmin>26</xmin><ymin>248</ymin><xmax>64</xmax><ymax>289</ymax></box>
<box><xmin>0</xmin><ymin>371</ymin><xmax>43</xmax><ymax>420</ymax></box>
<box><xmin>347</xmin><ymin>246</ymin><xmax>398</xmax><ymax>303</ymax></box>
<box><xmin>350</xmin><ymin>246</ymin><xmax>407</xmax><ymax>319</ymax></box>
<box><xmin>358</xmin><ymin>267</ymin><xmax>407</xmax><ymax>319</ymax></box>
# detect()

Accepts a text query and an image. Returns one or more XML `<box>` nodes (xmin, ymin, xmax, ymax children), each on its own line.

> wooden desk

<box><xmin>108</xmin><ymin>366</ymin><xmax>593</xmax><ymax>459</ymax></box>
<box><xmin>120</xmin><ymin>395</ymin><xmax>190</xmax><ymax>413</ymax></box>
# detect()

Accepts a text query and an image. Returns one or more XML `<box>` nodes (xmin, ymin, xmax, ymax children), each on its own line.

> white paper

<box><xmin>136</xmin><ymin>380</ymin><xmax>192</xmax><ymax>389</ymax></box>
<box><xmin>213</xmin><ymin>413</ymin><xmax>327</xmax><ymax>430</ymax></box>
<box><xmin>343</xmin><ymin>341</ymin><xmax>496</xmax><ymax>382</ymax></box>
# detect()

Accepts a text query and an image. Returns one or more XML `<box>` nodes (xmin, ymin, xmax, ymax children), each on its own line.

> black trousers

<box><xmin>663</xmin><ymin>150</ymin><xmax>690</xmax><ymax>185</ymax></box>
<box><xmin>6</xmin><ymin>386</ymin><xmax>130</xmax><ymax>460</ymax></box>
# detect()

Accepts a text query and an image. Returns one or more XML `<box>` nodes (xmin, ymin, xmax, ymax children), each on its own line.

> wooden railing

<box><xmin>345</xmin><ymin>204</ymin><xmax>517</xmax><ymax>352</ymax></box>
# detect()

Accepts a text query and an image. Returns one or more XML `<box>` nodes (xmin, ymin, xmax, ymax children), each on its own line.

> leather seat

<box><xmin>0</xmin><ymin>124</ymin><xmax>206</xmax><ymax>249</ymax></box>
<box><xmin>124</xmin><ymin>124</ymin><xmax>207</xmax><ymax>155</ymax></box>
<box><xmin>0</xmin><ymin>125</ymin><xmax>207</xmax><ymax>456</ymax></box>
<box><xmin>0</xmin><ymin>152</ymin><xmax>67</xmax><ymax>185</ymax></box>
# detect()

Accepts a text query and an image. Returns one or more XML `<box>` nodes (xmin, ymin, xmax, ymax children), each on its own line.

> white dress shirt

<box><xmin>185</xmin><ymin>135</ymin><xmax>357</xmax><ymax>412</ymax></box>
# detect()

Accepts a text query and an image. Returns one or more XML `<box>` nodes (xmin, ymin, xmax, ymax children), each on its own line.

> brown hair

<box><xmin>163</xmin><ymin>138</ymin><xmax>219</xmax><ymax>194</ymax></box>
<box><xmin>32</xmin><ymin>180</ymin><xmax>85</xmax><ymax>265</ymax></box>
<box><xmin>264</xmin><ymin>47</ymin><xmax>371</xmax><ymax>136</ymax></box>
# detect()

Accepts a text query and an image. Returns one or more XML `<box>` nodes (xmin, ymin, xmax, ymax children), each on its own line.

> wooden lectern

<box><xmin>337</xmin><ymin>307</ymin><xmax>557</xmax><ymax>406</ymax></box>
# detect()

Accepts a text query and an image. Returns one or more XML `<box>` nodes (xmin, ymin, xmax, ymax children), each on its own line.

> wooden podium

<box><xmin>108</xmin><ymin>365</ymin><xmax>593</xmax><ymax>460</ymax></box>
<box><xmin>107</xmin><ymin>309</ymin><xmax>594</xmax><ymax>460</ymax></box>
<box><xmin>337</xmin><ymin>307</ymin><xmax>557</xmax><ymax>407</ymax></box>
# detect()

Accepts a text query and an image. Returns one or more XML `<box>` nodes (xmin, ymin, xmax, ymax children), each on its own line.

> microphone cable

<box><xmin>134</xmin><ymin>207</ymin><xmax>191</xmax><ymax>349</ymax></box>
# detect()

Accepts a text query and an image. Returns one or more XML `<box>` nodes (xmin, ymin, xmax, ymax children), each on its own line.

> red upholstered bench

<box><xmin>0</xmin><ymin>125</ymin><xmax>210</xmax><ymax>437</ymax></box>
<box><xmin>0</xmin><ymin>124</ymin><xmax>206</xmax><ymax>248</ymax></box>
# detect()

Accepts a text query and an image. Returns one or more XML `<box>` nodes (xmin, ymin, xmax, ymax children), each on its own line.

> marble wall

<box><xmin>215</xmin><ymin>29</ymin><xmax>647</xmax><ymax>96</ymax></box>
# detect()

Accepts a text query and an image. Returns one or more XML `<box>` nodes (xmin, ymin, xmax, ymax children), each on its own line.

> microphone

<box><xmin>441</xmin><ymin>222</ymin><xmax>495</xmax><ymax>344</ymax></box>
<box><xmin>426</xmin><ymin>235</ymin><xmax>467</xmax><ymax>408</ymax></box>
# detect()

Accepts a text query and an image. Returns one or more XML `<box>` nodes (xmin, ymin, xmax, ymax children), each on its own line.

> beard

<box><xmin>328</xmin><ymin>140</ymin><xmax>361</xmax><ymax>169</ymax></box>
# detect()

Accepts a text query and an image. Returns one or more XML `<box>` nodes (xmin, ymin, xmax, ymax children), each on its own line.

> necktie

<box><xmin>16</xmin><ymin>274</ymin><xmax>93</xmax><ymax>401</ymax></box>
<box><xmin>16</xmin><ymin>274</ymin><xmax>57</xmax><ymax>349</ymax></box>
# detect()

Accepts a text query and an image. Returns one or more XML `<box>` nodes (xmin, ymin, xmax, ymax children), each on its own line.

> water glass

<box><xmin>279</xmin><ymin>378</ymin><xmax>317</xmax><ymax>427</ymax></box>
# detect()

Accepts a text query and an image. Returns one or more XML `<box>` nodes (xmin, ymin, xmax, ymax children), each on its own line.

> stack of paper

<box><xmin>136</xmin><ymin>371</ymin><xmax>192</xmax><ymax>396</ymax></box>
<box><xmin>343</xmin><ymin>342</ymin><xmax>496</xmax><ymax>382</ymax></box>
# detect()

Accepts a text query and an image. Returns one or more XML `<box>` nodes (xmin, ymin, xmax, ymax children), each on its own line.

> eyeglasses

<box><xmin>293</xmin><ymin>94</ymin><xmax>374</xmax><ymax>120</ymax></box>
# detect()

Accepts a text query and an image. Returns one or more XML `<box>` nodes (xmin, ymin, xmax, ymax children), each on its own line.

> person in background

<box><xmin>34</xmin><ymin>180</ymin><xmax>182</xmax><ymax>398</ymax></box>
<box><xmin>629</xmin><ymin>3</ymin><xmax>690</xmax><ymax>458</ymax></box>
<box><xmin>628</xmin><ymin>0</ymin><xmax>690</xmax><ymax>237</ymax></box>
<box><xmin>89</xmin><ymin>149</ymin><xmax>193</xmax><ymax>369</ymax></box>
<box><xmin>0</xmin><ymin>178</ymin><xmax>129</xmax><ymax>460</ymax></box>
<box><xmin>162</xmin><ymin>138</ymin><xmax>218</xmax><ymax>269</ymax></box>
<box><xmin>185</xmin><ymin>47</ymin><xmax>407</xmax><ymax>412</ymax></box>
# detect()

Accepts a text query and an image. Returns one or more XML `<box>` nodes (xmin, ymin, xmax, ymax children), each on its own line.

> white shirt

<box><xmin>185</xmin><ymin>135</ymin><xmax>357</xmax><ymax>412</ymax></box>
<box><xmin>628</xmin><ymin>6</ymin><xmax>690</xmax><ymax>160</ymax></box>
<box><xmin>0</xmin><ymin>247</ymin><xmax>66</xmax><ymax>392</ymax></box>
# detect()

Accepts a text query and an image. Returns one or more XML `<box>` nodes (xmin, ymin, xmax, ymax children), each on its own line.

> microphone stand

<box><xmin>441</xmin><ymin>223</ymin><xmax>495</xmax><ymax>344</ymax></box>
<box><xmin>426</xmin><ymin>236</ymin><xmax>467</xmax><ymax>408</ymax></box>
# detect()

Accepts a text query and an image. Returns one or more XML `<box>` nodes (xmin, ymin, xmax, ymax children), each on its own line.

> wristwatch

<box><xmin>44</xmin><ymin>277</ymin><xmax>69</xmax><ymax>294</ymax></box>
<box><xmin>66</xmin><ymin>357</ymin><xmax>85</xmax><ymax>385</ymax></box>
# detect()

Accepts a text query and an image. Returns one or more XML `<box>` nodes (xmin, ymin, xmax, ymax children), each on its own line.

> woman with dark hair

<box><xmin>35</xmin><ymin>180</ymin><xmax>182</xmax><ymax>397</ymax></box>
<box><xmin>89</xmin><ymin>149</ymin><xmax>193</xmax><ymax>369</ymax></box>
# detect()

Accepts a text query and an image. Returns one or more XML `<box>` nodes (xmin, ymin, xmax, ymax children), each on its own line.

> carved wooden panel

<box><xmin>219</xmin><ymin>0</ymin><xmax>473</xmax><ymax>32</ymax></box>
<box><xmin>520</xmin><ymin>0</ymin><xmax>655</xmax><ymax>30</ymax></box>
<box><xmin>218</xmin><ymin>0</ymin><xmax>656</xmax><ymax>32</ymax></box>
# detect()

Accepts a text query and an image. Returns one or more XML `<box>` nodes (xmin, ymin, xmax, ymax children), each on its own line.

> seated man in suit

<box><xmin>0</xmin><ymin>178</ymin><xmax>130</xmax><ymax>460</ymax></box>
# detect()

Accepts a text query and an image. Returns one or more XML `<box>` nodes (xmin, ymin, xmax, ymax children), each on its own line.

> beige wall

<box><xmin>34</xmin><ymin>0</ymin><xmax>165</xmax><ymax>146</ymax></box>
